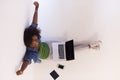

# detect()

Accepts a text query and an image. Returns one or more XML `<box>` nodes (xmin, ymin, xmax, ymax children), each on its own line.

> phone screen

<box><xmin>58</xmin><ymin>64</ymin><xmax>64</xmax><ymax>69</ymax></box>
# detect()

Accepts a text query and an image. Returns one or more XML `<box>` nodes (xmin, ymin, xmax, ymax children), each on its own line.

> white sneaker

<box><xmin>88</xmin><ymin>40</ymin><xmax>102</xmax><ymax>50</ymax></box>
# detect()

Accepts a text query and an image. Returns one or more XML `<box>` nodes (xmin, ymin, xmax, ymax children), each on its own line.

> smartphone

<box><xmin>58</xmin><ymin>64</ymin><xmax>64</xmax><ymax>69</ymax></box>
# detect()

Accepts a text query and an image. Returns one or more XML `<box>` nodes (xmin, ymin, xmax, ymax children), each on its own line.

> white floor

<box><xmin>1</xmin><ymin>0</ymin><xmax>120</xmax><ymax>80</ymax></box>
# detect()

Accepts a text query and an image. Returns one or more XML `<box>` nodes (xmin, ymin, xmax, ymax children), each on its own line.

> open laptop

<box><xmin>52</xmin><ymin>40</ymin><xmax>75</xmax><ymax>61</ymax></box>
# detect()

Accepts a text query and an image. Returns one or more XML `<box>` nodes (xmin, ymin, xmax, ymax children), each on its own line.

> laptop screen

<box><xmin>65</xmin><ymin>40</ymin><xmax>75</xmax><ymax>61</ymax></box>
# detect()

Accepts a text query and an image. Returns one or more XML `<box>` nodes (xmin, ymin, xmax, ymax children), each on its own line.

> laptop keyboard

<box><xmin>58</xmin><ymin>44</ymin><xmax>65</xmax><ymax>59</ymax></box>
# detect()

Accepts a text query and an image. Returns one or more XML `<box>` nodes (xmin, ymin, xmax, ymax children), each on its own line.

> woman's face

<box><xmin>31</xmin><ymin>35</ymin><xmax>39</xmax><ymax>50</ymax></box>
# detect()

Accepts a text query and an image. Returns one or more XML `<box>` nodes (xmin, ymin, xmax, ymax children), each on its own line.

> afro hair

<box><xmin>24</xmin><ymin>27</ymin><xmax>41</xmax><ymax>47</ymax></box>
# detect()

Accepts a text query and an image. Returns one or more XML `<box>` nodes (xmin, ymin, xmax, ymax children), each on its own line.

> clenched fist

<box><xmin>34</xmin><ymin>1</ymin><xmax>39</xmax><ymax>9</ymax></box>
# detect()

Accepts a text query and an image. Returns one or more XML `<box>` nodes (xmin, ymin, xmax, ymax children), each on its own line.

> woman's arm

<box><xmin>32</xmin><ymin>1</ymin><xmax>39</xmax><ymax>24</ymax></box>
<box><xmin>16</xmin><ymin>60</ymin><xmax>29</xmax><ymax>75</ymax></box>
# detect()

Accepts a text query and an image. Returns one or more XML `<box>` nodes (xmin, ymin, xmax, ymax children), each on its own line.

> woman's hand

<box><xmin>34</xmin><ymin>1</ymin><xmax>39</xmax><ymax>9</ymax></box>
<box><xmin>16</xmin><ymin>70</ymin><xmax>23</xmax><ymax>75</ymax></box>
